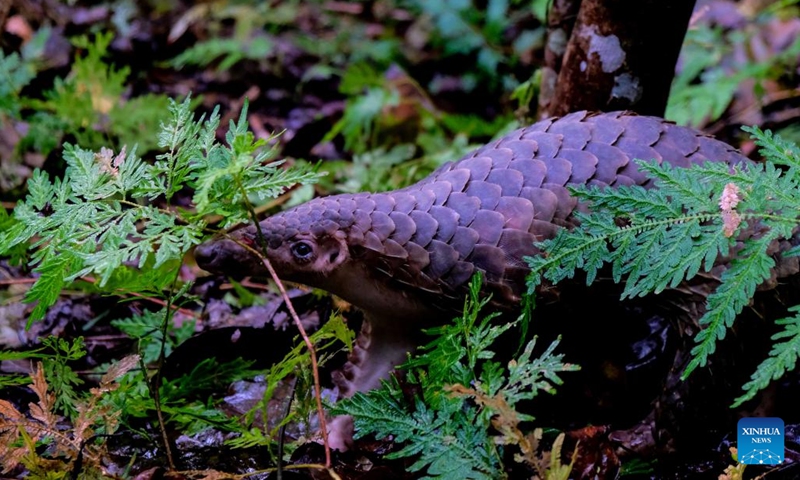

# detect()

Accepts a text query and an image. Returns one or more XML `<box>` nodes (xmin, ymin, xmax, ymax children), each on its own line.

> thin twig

<box><xmin>276</xmin><ymin>376</ymin><xmax>298</xmax><ymax>480</ymax></box>
<box><xmin>149</xmin><ymin>271</ymin><xmax>182</xmax><ymax>471</ymax></box>
<box><xmin>233</xmin><ymin>177</ymin><xmax>332</xmax><ymax>467</ymax></box>
<box><xmin>228</xmin><ymin>237</ymin><xmax>333</xmax><ymax>468</ymax></box>
<box><xmin>259</xmin><ymin>255</ymin><xmax>331</xmax><ymax>467</ymax></box>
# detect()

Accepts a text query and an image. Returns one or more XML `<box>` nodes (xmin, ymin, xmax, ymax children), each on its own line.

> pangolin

<box><xmin>195</xmin><ymin>110</ymin><xmax>787</xmax><ymax>446</ymax></box>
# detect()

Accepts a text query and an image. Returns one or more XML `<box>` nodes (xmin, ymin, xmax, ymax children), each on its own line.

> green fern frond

<box><xmin>337</xmin><ymin>378</ymin><xmax>499</xmax><ymax>480</ymax></box>
<box><xmin>527</xmin><ymin>126</ymin><xmax>800</xmax><ymax>403</ymax></box>
<box><xmin>1</xmin><ymin>96</ymin><xmax>323</xmax><ymax>324</ymax></box>
<box><xmin>336</xmin><ymin>275</ymin><xmax>578</xmax><ymax>478</ymax></box>
<box><xmin>743</xmin><ymin>125</ymin><xmax>800</xmax><ymax>169</ymax></box>
<box><xmin>684</xmin><ymin>234</ymin><xmax>778</xmax><ymax>377</ymax></box>
<box><xmin>733</xmin><ymin>306</ymin><xmax>800</xmax><ymax>407</ymax></box>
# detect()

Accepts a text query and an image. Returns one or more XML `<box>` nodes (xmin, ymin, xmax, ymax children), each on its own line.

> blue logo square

<box><xmin>738</xmin><ymin>417</ymin><xmax>784</xmax><ymax>465</ymax></box>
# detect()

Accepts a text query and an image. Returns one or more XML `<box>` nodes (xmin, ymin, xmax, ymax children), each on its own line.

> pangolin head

<box><xmin>194</xmin><ymin>199</ymin><xmax>350</xmax><ymax>285</ymax></box>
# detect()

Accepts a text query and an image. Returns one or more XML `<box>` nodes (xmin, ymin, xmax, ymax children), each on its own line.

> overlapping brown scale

<box><xmin>509</xmin><ymin>158</ymin><xmax>547</xmax><ymax>188</ymax></box>
<box><xmin>526</xmin><ymin>115</ymin><xmax>555</xmax><ymax>133</ymax></box>
<box><xmin>433</xmin><ymin>169</ymin><xmax>470</xmax><ymax>193</ymax></box>
<box><xmin>449</xmin><ymin>226</ymin><xmax>480</xmax><ymax>259</ymax></box>
<box><xmin>429</xmin><ymin>205</ymin><xmax>459</xmax><ymax>243</ymax></box>
<box><xmin>409</xmin><ymin>210</ymin><xmax>438</xmax><ymax>247</ymax></box>
<box><xmin>423</xmin><ymin>161</ymin><xmax>454</xmax><ymax>183</ymax></box>
<box><xmin>321</xmin><ymin>199</ymin><xmax>340</xmax><ymax>211</ymax></box>
<box><xmin>612</xmin><ymin>140</ymin><xmax>662</xmax><ymax>185</ymax></box>
<box><xmin>543</xmin><ymin>184</ymin><xmax>578</xmax><ymax>223</ymax></box>
<box><xmin>353</xmin><ymin>209</ymin><xmax>372</xmax><ymax>234</ymax></box>
<box><xmin>470</xmin><ymin>210</ymin><xmax>505</xmax><ymax>246</ymax></box>
<box><xmin>458</xmin><ymin>157</ymin><xmax>493</xmax><ymax>181</ymax></box>
<box><xmin>586</xmin><ymin>142</ymin><xmax>630</xmax><ymax>184</ymax></box>
<box><xmin>410</xmin><ymin>189</ymin><xmax>436</xmax><ymax>213</ymax></box>
<box><xmin>372</xmin><ymin>194</ymin><xmax>395</xmax><ymax>213</ymax></box>
<box><xmin>529</xmin><ymin>219</ymin><xmax>560</xmax><ymax>241</ymax></box>
<box><xmin>346</xmin><ymin>226</ymin><xmax>364</xmax><ymax>244</ymax></box>
<box><xmin>586</xmin><ymin>112</ymin><xmax>625</xmax><ymax>144</ymax></box>
<box><xmin>468</xmin><ymin>244</ymin><xmax>506</xmax><ymax>282</ymax></box>
<box><xmin>415</xmin><ymin>272</ymin><xmax>443</xmax><ymax>294</ymax></box>
<box><xmin>611</xmin><ymin>175</ymin><xmax>637</xmax><ymax>187</ymax></box>
<box><xmin>443</xmin><ymin>261</ymin><xmax>475</xmax><ymax>289</ymax></box>
<box><xmin>337</xmin><ymin>197</ymin><xmax>358</xmax><ymax>216</ymax></box>
<box><xmin>556</xmin><ymin>110</ymin><xmax>590</xmax><ymax>124</ymax></box>
<box><xmin>404</xmin><ymin>241</ymin><xmax>430</xmax><ymax>270</ymax></box>
<box><xmin>498</xmin><ymin>229</ymin><xmax>538</xmax><ymax>268</ymax></box>
<box><xmin>657</xmin><ymin>122</ymin><xmax>701</xmax><ymax>157</ymax></box>
<box><xmin>392</xmin><ymin>191</ymin><xmax>416</xmax><ymax>214</ymax></box>
<box><xmin>519</xmin><ymin>131</ymin><xmax>562</xmax><ymax>158</ymax></box>
<box><xmin>558</xmin><ymin>149</ymin><xmax>599</xmax><ymax>184</ymax></box>
<box><xmin>382</xmin><ymin>238</ymin><xmax>409</xmax><ymax>259</ymax></box>
<box><xmin>500</xmin><ymin>266</ymin><xmax>530</xmax><ymax>301</ymax></box>
<box><xmin>687</xmin><ymin>151</ymin><xmax>711</xmax><ymax>165</ymax></box>
<box><xmin>336</xmin><ymin>207</ymin><xmax>355</xmax><ymax>227</ymax></box>
<box><xmin>697</xmin><ymin>136</ymin><xmax>738</xmax><ymax>163</ymax></box>
<box><xmin>542</xmin><ymin>157</ymin><xmax>572</xmax><ymax>185</ymax></box>
<box><xmin>445</xmin><ymin>192</ymin><xmax>480</xmax><ymax>226</ymax></box>
<box><xmin>521</xmin><ymin>187</ymin><xmax>558</xmax><ymax>222</ymax></box>
<box><xmin>650</xmin><ymin>137</ymin><xmax>690</xmax><ymax>172</ymax></box>
<box><xmin>620</xmin><ymin>115</ymin><xmax>663</xmax><ymax>146</ymax></box>
<box><xmin>549</xmin><ymin>117</ymin><xmax>592</xmax><ymax>150</ymax></box>
<box><xmin>311</xmin><ymin>219</ymin><xmax>340</xmax><ymax>237</ymax></box>
<box><xmin>355</xmin><ymin>197</ymin><xmax>376</xmax><ymax>215</ymax></box>
<box><xmin>363</xmin><ymin>231</ymin><xmax>385</xmax><ymax>253</ymax></box>
<box><xmin>495</xmin><ymin>197</ymin><xmax>534</xmax><ymax>231</ymax></box>
<box><xmin>388</xmin><ymin>212</ymin><xmax>416</xmax><ymax>244</ymax></box>
<box><xmin>425</xmin><ymin>239</ymin><xmax>460</xmax><ymax>279</ymax></box>
<box><xmin>465</xmin><ymin>181</ymin><xmax>502</xmax><ymax>210</ymax></box>
<box><xmin>486</xmin><ymin>169</ymin><xmax>524</xmax><ymax>196</ymax></box>
<box><xmin>422</xmin><ymin>181</ymin><xmax>453</xmax><ymax>206</ymax></box>
<box><xmin>500</xmin><ymin>140</ymin><xmax>538</xmax><ymax>161</ymax></box>
<box><xmin>614</xmin><ymin>137</ymin><xmax>662</xmax><ymax>166</ymax></box>
<box><xmin>482</xmin><ymin>147</ymin><xmax>514</xmax><ymax>169</ymax></box>
<box><xmin>369</xmin><ymin>211</ymin><xmax>395</xmax><ymax>241</ymax></box>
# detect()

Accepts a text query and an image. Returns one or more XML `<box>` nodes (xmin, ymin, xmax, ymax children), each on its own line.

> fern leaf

<box><xmin>684</xmin><ymin>234</ymin><xmax>777</xmax><ymax>378</ymax></box>
<box><xmin>337</xmin><ymin>383</ymin><xmax>499</xmax><ymax>480</ymax></box>
<box><xmin>743</xmin><ymin>125</ymin><xmax>800</xmax><ymax>169</ymax></box>
<box><xmin>732</xmin><ymin>306</ymin><xmax>800</xmax><ymax>407</ymax></box>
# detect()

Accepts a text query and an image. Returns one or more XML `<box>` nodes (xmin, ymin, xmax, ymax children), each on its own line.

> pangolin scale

<box><xmin>195</xmin><ymin>111</ymin><xmax>788</xmax><ymax>445</ymax></box>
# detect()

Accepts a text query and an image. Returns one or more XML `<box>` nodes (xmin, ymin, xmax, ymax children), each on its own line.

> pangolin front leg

<box><xmin>195</xmin><ymin>110</ymin><xmax>779</xmax><ymax>448</ymax></box>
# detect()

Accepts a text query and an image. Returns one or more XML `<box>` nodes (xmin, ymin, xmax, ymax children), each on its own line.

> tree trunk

<box><xmin>541</xmin><ymin>0</ymin><xmax>697</xmax><ymax>118</ymax></box>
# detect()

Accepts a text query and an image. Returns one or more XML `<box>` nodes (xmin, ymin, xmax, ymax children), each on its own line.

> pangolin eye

<box><xmin>290</xmin><ymin>241</ymin><xmax>314</xmax><ymax>260</ymax></box>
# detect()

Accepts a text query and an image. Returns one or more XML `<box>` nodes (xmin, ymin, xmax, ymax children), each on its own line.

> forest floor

<box><xmin>2</xmin><ymin>0</ymin><xmax>800</xmax><ymax>479</ymax></box>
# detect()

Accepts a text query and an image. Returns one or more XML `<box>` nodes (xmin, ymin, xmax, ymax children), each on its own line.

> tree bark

<box><xmin>541</xmin><ymin>0</ymin><xmax>697</xmax><ymax>118</ymax></box>
<box><xmin>538</xmin><ymin>0</ymin><xmax>582</xmax><ymax>116</ymax></box>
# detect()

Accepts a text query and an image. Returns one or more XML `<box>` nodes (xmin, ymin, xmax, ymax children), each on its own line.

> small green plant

<box><xmin>321</xmin><ymin>61</ymin><xmax>514</xmax><ymax>193</ymax></box>
<box><xmin>111</xmin><ymin>310</ymin><xmax>196</xmax><ymax>364</ymax></box>
<box><xmin>667</xmin><ymin>9</ymin><xmax>800</xmax><ymax>127</ymax></box>
<box><xmin>0</xmin><ymin>94</ymin><xmax>332</xmax><ymax>472</ymax></box>
<box><xmin>334</xmin><ymin>275</ymin><xmax>579</xmax><ymax>480</ymax></box>
<box><xmin>225</xmin><ymin>315</ymin><xmax>353</xmax><ymax>455</ymax></box>
<box><xmin>0</xmin><ymin>352</ymin><xmax>138</xmax><ymax>476</ymax></box>
<box><xmin>24</xmin><ymin>32</ymin><xmax>171</xmax><ymax>156</ymax></box>
<box><xmin>0</xmin><ymin>95</ymin><xmax>323</xmax><ymax>323</ymax></box>
<box><xmin>170</xmin><ymin>37</ymin><xmax>275</xmax><ymax>71</ymax></box>
<box><xmin>403</xmin><ymin>0</ymin><xmax>523</xmax><ymax>86</ymax></box>
<box><xmin>526</xmin><ymin>126</ymin><xmax>800</xmax><ymax>406</ymax></box>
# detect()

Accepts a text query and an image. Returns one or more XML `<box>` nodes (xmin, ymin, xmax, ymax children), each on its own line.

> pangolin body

<box><xmin>195</xmin><ymin>110</ymin><xmax>753</xmax><ymax>403</ymax></box>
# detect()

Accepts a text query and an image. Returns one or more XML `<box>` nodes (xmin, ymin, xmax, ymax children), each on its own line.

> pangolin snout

<box><xmin>194</xmin><ymin>237</ymin><xmax>256</xmax><ymax>275</ymax></box>
<box><xmin>194</xmin><ymin>239</ymin><xmax>224</xmax><ymax>273</ymax></box>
